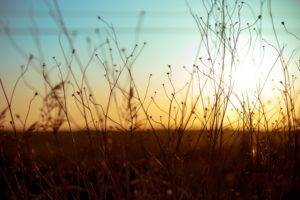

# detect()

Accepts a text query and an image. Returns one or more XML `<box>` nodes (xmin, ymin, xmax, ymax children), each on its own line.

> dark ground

<box><xmin>0</xmin><ymin>130</ymin><xmax>299</xmax><ymax>199</ymax></box>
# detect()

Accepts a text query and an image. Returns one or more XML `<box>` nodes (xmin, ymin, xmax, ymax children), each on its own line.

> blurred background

<box><xmin>0</xmin><ymin>0</ymin><xmax>299</xmax><ymax>128</ymax></box>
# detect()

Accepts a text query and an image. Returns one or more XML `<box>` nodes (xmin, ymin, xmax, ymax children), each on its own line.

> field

<box><xmin>1</xmin><ymin>0</ymin><xmax>300</xmax><ymax>199</ymax></box>
<box><xmin>0</xmin><ymin>130</ymin><xmax>299</xmax><ymax>199</ymax></box>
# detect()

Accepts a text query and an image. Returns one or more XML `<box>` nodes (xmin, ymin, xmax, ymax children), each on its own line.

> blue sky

<box><xmin>0</xmin><ymin>0</ymin><xmax>299</xmax><ymax>85</ymax></box>
<box><xmin>0</xmin><ymin>0</ymin><xmax>299</xmax><ymax>75</ymax></box>
<box><xmin>0</xmin><ymin>0</ymin><xmax>299</xmax><ymax>126</ymax></box>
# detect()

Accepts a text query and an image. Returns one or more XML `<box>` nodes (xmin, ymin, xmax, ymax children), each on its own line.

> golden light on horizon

<box><xmin>0</xmin><ymin>0</ymin><xmax>299</xmax><ymax>133</ymax></box>
<box><xmin>0</xmin><ymin>1</ymin><xmax>300</xmax><ymax>198</ymax></box>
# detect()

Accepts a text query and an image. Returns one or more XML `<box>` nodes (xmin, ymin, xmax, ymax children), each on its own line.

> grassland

<box><xmin>0</xmin><ymin>0</ymin><xmax>300</xmax><ymax>199</ymax></box>
<box><xmin>0</xmin><ymin>130</ymin><xmax>299</xmax><ymax>199</ymax></box>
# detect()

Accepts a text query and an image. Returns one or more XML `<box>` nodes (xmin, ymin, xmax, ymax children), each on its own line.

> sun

<box><xmin>232</xmin><ymin>61</ymin><xmax>259</xmax><ymax>93</ymax></box>
<box><xmin>228</xmin><ymin>36</ymin><xmax>283</xmax><ymax>102</ymax></box>
<box><xmin>235</xmin><ymin>57</ymin><xmax>282</xmax><ymax>101</ymax></box>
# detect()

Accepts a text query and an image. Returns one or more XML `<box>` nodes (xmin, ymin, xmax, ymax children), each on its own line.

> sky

<box><xmin>0</xmin><ymin>0</ymin><xmax>299</xmax><ymax>130</ymax></box>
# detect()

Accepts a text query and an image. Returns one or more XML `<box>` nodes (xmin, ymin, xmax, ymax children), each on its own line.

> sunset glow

<box><xmin>0</xmin><ymin>1</ymin><xmax>299</xmax><ymax>198</ymax></box>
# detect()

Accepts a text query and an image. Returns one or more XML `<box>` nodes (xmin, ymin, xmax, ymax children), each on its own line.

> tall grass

<box><xmin>0</xmin><ymin>0</ymin><xmax>299</xmax><ymax>199</ymax></box>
